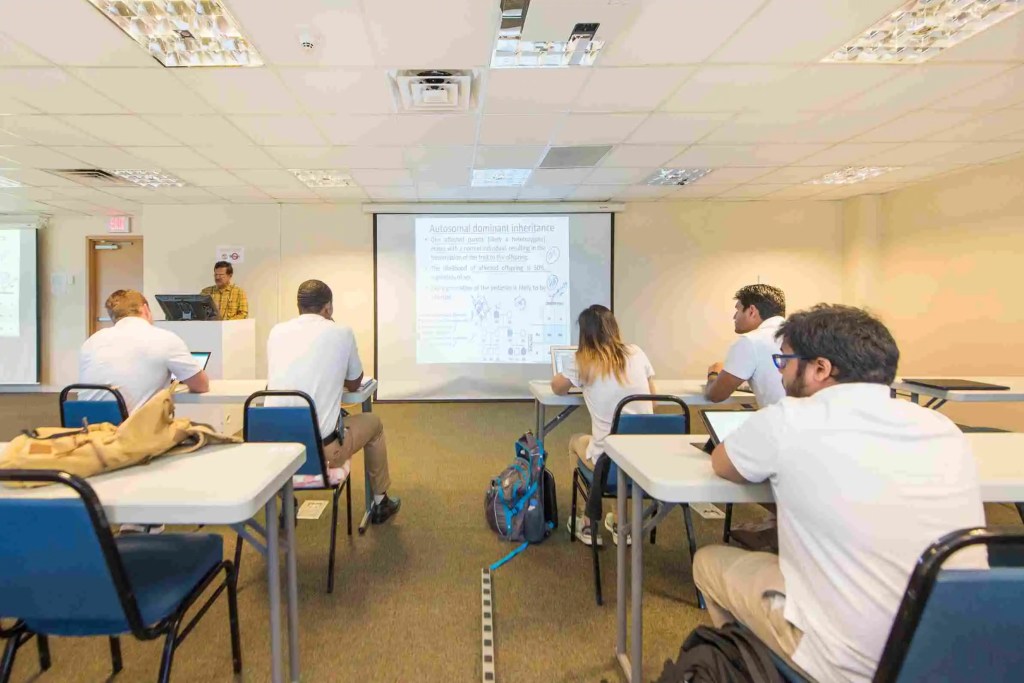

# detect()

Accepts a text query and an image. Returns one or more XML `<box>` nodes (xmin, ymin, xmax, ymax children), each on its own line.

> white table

<box><xmin>603</xmin><ymin>432</ymin><xmax>1024</xmax><ymax>683</ymax></box>
<box><xmin>528</xmin><ymin>379</ymin><xmax>757</xmax><ymax>440</ymax></box>
<box><xmin>0</xmin><ymin>443</ymin><xmax>305</xmax><ymax>683</ymax></box>
<box><xmin>176</xmin><ymin>379</ymin><xmax>381</xmax><ymax>534</ymax></box>
<box><xmin>891</xmin><ymin>377</ymin><xmax>1024</xmax><ymax>410</ymax></box>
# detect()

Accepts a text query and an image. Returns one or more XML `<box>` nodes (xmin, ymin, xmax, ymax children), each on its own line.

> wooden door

<box><xmin>88</xmin><ymin>237</ymin><xmax>143</xmax><ymax>335</ymax></box>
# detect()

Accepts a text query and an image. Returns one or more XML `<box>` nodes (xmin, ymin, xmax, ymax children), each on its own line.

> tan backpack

<box><xmin>0</xmin><ymin>382</ymin><xmax>240</xmax><ymax>488</ymax></box>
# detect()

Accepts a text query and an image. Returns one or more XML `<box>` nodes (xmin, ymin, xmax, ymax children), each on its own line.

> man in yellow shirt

<box><xmin>201</xmin><ymin>261</ymin><xmax>249</xmax><ymax>320</ymax></box>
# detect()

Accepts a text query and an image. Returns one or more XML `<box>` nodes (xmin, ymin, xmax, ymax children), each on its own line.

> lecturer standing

<box><xmin>201</xmin><ymin>260</ymin><xmax>248</xmax><ymax>320</ymax></box>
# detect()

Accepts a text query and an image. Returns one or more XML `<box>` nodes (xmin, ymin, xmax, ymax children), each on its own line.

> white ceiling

<box><xmin>0</xmin><ymin>0</ymin><xmax>1023</xmax><ymax>216</ymax></box>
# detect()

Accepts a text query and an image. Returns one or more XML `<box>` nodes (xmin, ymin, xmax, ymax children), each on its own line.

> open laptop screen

<box><xmin>701</xmin><ymin>410</ymin><xmax>755</xmax><ymax>446</ymax></box>
<box><xmin>549</xmin><ymin>345</ymin><xmax>582</xmax><ymax>395</ymax></box>
<box><xmin>190</xmin><ymin>351</ymin><xmax>211</xmax><ymax>371</ymax></box>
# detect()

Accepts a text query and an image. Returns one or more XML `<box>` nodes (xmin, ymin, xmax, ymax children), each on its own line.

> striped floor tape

<box><xmin>481</xmin><ymin>568</ymin><xmax>496</xmax><ymax>682</ymax></box>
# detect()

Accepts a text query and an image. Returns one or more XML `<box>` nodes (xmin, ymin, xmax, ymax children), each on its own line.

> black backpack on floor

<box><xmin>655</xmin><ymin>624</ymin><xmax>786</xmax><ymax>683</ymax></box>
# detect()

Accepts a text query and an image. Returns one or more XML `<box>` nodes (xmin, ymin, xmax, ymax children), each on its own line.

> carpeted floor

<box><xmin>0</xmin><ymin>394</ymin><xmax>1019</xmax><ymax>682</ymax></box>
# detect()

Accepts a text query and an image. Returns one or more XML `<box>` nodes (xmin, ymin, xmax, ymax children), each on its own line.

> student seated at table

<box><xmin>80</xmin><ymin>289</ymin><xmax>210</xmax><ymax>413</ymax></box>
<box><xmin>266</xmin><ymin>279</ymin><xmax>400</xmax><ymax>524</ymax></box>
<box><xmin>551</xmin><ymin>304</ymin><xmax>655</xmax><ymax>546</ymax></box>
<box><xmin>694</xmin><ymin>304</ymin><xmax>985</xmax><ymax>683</ymax></box>
<box><xmin>704</xmin><ymin>284</ymin><xmax>787</xmax><ymax>408</ymax></box>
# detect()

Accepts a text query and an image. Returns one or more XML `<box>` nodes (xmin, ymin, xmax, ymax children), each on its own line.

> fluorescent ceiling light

<box><xmin>807</xmin><ymin>167</ymin><xmax>900</xmax><ymax>185</ymax></box>
<box><xmin>110</xmin><ymin>169</ymin><xmax>186</xmax><ymax>188</ymax></box>
<box><xmin>824</xmin><ymin>0</ymin><xmax>1024</xmax><ymax>64</ymax></box>
<box><xmin>0</xmin><ymin>175</ymin><xmax>21</xmax><ymax>189</ymax></box>
<box><xmin>472</xmin><ymin>169</ymin><xmax>532</xmax><ymax>187</ymax></box>
<box><xmin>645</xmin><ymin>168</ymin><xmax>712</xmax><ymax>186</ymax></box>
<box><xmin>87</xmin><ymin>0</ymin><xmax>263</xmax><ymax>68</ymax></box>
<box><xmin>492</xmin><ymin>37</ymin><xmax>605</xmax><ymax>69</ymax></box>
<box><xmin>290</xmin><ymin>169</ymin><xmax>356</xmax><ymax>188</ymax></box>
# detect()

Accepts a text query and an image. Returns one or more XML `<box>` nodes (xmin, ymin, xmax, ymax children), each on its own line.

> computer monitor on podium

<box><xmin>155</xmin><ymin>294</ymin><xmax>220</xmax><ymax>321</ymax></box>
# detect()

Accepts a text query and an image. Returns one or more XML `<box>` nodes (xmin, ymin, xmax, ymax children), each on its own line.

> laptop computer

<box><xmin>698</xmin><ymin>409</ymin><xmax>757</xmax><ymax>453</ymax></box>
<box><xmin>549</xmin><ymin>345</ymin><xmax>582</xmax><ymax>394</ymax></box>
<box><xmin>172</xmin><ymin>351</ymin><xmax>211</xmax><ymax>381</ymax></box>
<box><xmin>902</xmin><ymin>378</ymin><xmax>1010</xmax><ymax>391</ymax></box>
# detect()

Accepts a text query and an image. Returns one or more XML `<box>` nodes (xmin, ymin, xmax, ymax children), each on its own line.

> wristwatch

<box><xmin>707</xmin><ymin>371</ymin><xmax>719</xmax><ymax>381</ymax></box>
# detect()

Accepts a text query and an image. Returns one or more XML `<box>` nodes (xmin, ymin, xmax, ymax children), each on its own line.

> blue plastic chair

<box><xmin>59</xmin><ymin>384</ymin><xmax>129</xmax><ymax>428</ymax></box>
<box><xmin>570</xmin><ymin>394</ymin><xmax>693</xmax><ymax>606</ymax></box>
<box><xmin>237</xmin><ymin>390</ymin><xmax>352</xmax><ymax>593</ymax></box>
<box><xmin>0</xmin><ymin>470</ymin><xmax>241</xmax><ymax>683</ymax></box>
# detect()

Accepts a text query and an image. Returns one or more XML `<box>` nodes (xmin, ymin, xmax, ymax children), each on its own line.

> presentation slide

<box><xmin>0</xmin><ymin>228</ymin><xmax>38</xmax><ymax>384</ymax></box>
<box><xmin>376</xmin><ymin>213</ymin><xmax>612</xmax><ymax>400</ymax></box>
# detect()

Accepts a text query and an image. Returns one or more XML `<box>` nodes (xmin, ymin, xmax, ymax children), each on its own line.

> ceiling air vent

<box><xmin>388</xmin><ymin>69</ymin><xmax>478</xmax><ymax>112</ymax></box>
<box><xmin>45</xmin><ymin>169</ymin><xmax>133</xmax><ymax>186</ymax></box>
<box><xmin>540</xmin><ymin>145</ymin><xmax>612</xmax><ymax>169</ymax></box>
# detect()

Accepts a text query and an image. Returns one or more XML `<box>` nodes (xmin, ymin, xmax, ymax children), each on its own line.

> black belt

<box><xmin>323</xmin><ymin>430</ymin><xmax>342</xmax><ymax>446</ymax></box>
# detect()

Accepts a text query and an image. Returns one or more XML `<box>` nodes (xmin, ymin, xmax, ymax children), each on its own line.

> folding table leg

<box><xmin>265</xmin><ymin>495</ymin><xmax>283</xmax><ymax>683</ymax></box>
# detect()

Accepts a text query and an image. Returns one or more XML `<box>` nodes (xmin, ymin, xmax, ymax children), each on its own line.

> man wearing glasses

<box><xmin>693</xmin><ymin>304</ymin><xmax>985</xmax><ymax>683</ymax></box>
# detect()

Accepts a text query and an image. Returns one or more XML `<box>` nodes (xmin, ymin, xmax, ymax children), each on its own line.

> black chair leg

<box><xmin>345</xmin><ymin>481</ymin><xmax>352</xmax><ymax>536</ymax></box>
<box><xmin>591</xmin><ymin>516</ymin><xmax>603</xmax><ymax>606</ymax></box>
<box><xmin>108</xmin><ymin>636</ymin><xmax>122</xmax><ymax>674</ymax></box>
<box><xmin>681</xmin><ymin>504</ymin><xmax>706</xmax><ymax>609</ymax></box>
<box><xmin>157</xmin><ymin>625</ymin><xmax>179</xmax><ymax>683</ymax></box>
<box><xmin>0</xmin><ymin>631</ymin><xmax>21</xmax><ymax>683</ymax></box>
<box><xmin>650</xmin><ymin>525</ymin><xmax>657</xmax><ymax>545</ymax></box>
<box><xmin>36</xmin><ymin>634</ymin><xmax>51</xmax><ymax>672</ymax></box>
<box><xmin>570</xmin><ymin>470</ymin><xmax>579</xmax><ymax>542</ymax></box>
<box><xmin>1016</xmin><ymin>503</ymin><xmax>1024</xmax><ymax>524</ymax></box>
<box><xmin>226</xmin><ymin>565</ymin><xmax>243</xmax><ymax>674</ymax></box>
<box><xmin>232</xmin><ymin>534</ymin><xmax>244</xmax><ymax>578</ymax></box>
<box><xmin>327</xmin><ymin>491</ymin><xmax>340</xmax><ymax>593</ymax></box>
<box><xmin>723</xmin><ymin>503</ymin><xmax>733</xmax><ymax>544</ymax></box>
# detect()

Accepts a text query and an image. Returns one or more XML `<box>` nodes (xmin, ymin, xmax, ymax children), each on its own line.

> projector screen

<box><xmin>0</xmin><ymin>228</ymin><xmax>39</xmax><ymax>384</ymax></box>
<box><xmin>375</xmin><ymin>213</ymin><xmax>613</xmax><ymax>400</ymax></box>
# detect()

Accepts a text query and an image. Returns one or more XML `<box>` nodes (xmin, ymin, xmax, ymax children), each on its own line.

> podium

<box><xmin>155</xmin><ymin>319</ymin><xmax>255</xmax><ymax>433</ymax></box>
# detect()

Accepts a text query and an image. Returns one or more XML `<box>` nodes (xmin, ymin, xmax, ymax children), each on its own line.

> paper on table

<box><xmin>297</xmin><ymin>500</ymin><xmax>328</xmax><ymax>520</ymax></box>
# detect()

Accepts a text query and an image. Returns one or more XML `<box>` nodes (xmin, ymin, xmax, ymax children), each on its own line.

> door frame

<box><xmin>87</xmin><ymin>235</ymin><xmax>143</xmax><ymax>336</ymax></box>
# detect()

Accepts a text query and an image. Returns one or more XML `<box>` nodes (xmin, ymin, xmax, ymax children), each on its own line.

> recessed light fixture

<box><xmin>644</xmin><ymin>168</ymin><xmax>712</xmax><ymax>186</ymax></box>
<box><xmin>823</xmin><ymin>0</ymin><xmax>1024</xmax><ymax>64</ymax></box>
<box><xmin>110</xmin><ymin>169</ymin><xmax>186</xmax><ymax>188</ymax></box>
<box><xmin>471</xmin><ymin>169</ymin><xmax>532</xmax><ymax>187</ymax></box>
<box><xmin>807</xmin><ymin>167</ymin><xmax>900</xmax><ymax>185</ymax></box>
<box><xmin>491</xmin><ymin>0</ymin><xmax>603</xmax><ymax>68</ymax></box>
<box><xmin>86</xmin><ymin>0</ymin><xmax>263</xmax><ymax>68</ymax></box>
<box><xmin>0</xmin><ymin>175</ymin><xmax>21</xmax><ymax>189</ymax></box>
<box><xmin>290</xmin><ymin>169</ymin><xmax>355</xmax><ymax>188</ymax></box>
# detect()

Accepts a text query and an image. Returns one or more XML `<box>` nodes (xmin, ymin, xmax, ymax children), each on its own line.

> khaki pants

<box><xmin>569</xmin><ymin>433</ymin><xmax>592</xmax><ymax>465</ymax></box>
<box><xmin>692</xmin><ymin>545</ymin><xmax>805</xmax><ymax>670</ymax></box>
<box><xmin>322</xmin><ymin>413</ymin><xmax>391</xmax><ymax>495</ymax></box>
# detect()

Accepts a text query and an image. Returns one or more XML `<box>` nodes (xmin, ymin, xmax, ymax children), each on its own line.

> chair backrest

<box><xmin>243</xmin><ymin>390</ymin><xmax>328</xmax><ymax>479</ymax></box>
<box><xmin>603</xmin><ymin>395</ymin><xmax>690</xmax><ymax>492</ymax></box>
<box><xmin>59</xmin><ymin>384</ymin><xmax>129</xmax><ymax>429</ymax></box>
<box><xmin>874</xmin><ymin>527</ymin><xmax>1024</xmax><ymax>683</ymax></box>
<box><xmin>0</xmin><ymin>471</ymin><xmax>144</xmax><ymax>636</ymax></box>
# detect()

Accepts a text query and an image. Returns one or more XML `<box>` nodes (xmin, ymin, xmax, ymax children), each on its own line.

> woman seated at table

<box><xmin>551</xmin><ymin>304</ymin><xmax>656</xmax><ymax>546</ymax></box>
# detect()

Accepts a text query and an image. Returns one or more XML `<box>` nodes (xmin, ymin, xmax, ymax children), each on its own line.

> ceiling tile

<box><xmin>710</xmin><ymin>0</ymin><xmax>905</xmax><ymax>63</ymax></box>
<box><xmin>763</xmin><ymin>185</ymin><xmax>831</xmax><ymax>200</ymax></box>
<box><xmin>572</xmin><ymin>68</ymin><xmax>694</xmax><ymax>112</ymax></box>
<box><xmin>144</xmin><ymin>116</ymin><xmax>255</xmax><ymax>147</ymax></box>
<box><xmin>50</xmin><ymin>186</ymin><xmax>125</xmax><ymax>204</ymax></box>
<box><xmin>807</xmin><ymin>108</ymin><xmax>906</xmax><ymax>143</ymax></box>
<box><xmin>466</xmin><ymin>187</ymin><xmax>520</xmax><ymax>201</ymax></box>
<box><xmin>0</xmin><ymin>168</ymin><xmax>87</xmax><ymax>187</ymax></box>
<box><xmin>662</xmin><ymin>66</ymin><xmax>800</xmax><ymax>112</ymax></box>
<box><xmin>715</xmin><ymin>185</ymin><xmax>788</xmax><ymax>199</ymax></box>
<box><xmin>484</xmin><ymin>69</ymin><xmax>591</xmax><ymax>114</ymax></box>
<box><xmin>610</xmin><ymin>186</ymin><xmax>671</xmax><ymax>201</ymax></box>
<box><xmin>263</xmin><ymin>146</ymin><xmax>350</xmax><ymax>168</ymax></box>
<box><xmin>0</xmin><ymin>146</ymin><xmax>91</xmax><ymax>169</ymax></box>
<box><xmin>53</xmin><ymin>146</ymin><xmax>153</xmax><ymax>169</ymax></box>
<box><xmin>599</xmin><ymin>145</ymin><xmax>686</xmax><ymax>167</ymax></box>
<box><xmin>405</xmin><ymin>146</ymin><xmax>476</xmax><ymax>171</ymax></box>
<box><xmin>416</xmin><ymin>184</ymin><xmax>474</xmax><ymax>200</ymax></box>
<box><xmin>861</xmin><ymin>166</ymin><xmax>957</xmax><ymax>183</ymax></box>
<box><xmin>315</xmin><ymin>187</ymin><xmax>368</xmax><ymax>201</ymax></box>
<box><xmin>474</xmin><ymin>145</ymin><xmax>548</xmax><ymax>169</ymax></box>
<box><xmin>175</xmin><ymin>70</ymin><xmax>302</xmax><ymax>114</ymax></box>
<box><xmin>197</xmin><ymin>146</ymin><xmax>282</xmax><ymax>170</ymax></box>
<box><xmin>172</xmin><ymin>169</ymin><xmax>247</xmax><ymax>187</ymax></box>
<box><xmin>663</xmin><ymin>183</ymin><xmax>740</xmax><ymax>199</ymax></box>
<box><xmin>0</xmin><ymin>194</ymin><xmax>59</xmax><ymax>212</ymax></box>
<box><xmin>478</xmin><ymin>115</ymin><xmax>561</xmax><ymax>146</ymax></box>
<box><xmin>930</xmin><ymin>12</ymin><xmax>1024</xmax><ymax>62</ymax></box>
<box><xmin>602</xmin><ymin>0</ymin><xmax>765</xmax><ymax>66</ymax></box>
<box><xmin>527</xmin><ymin>168</ymin><xmax>592</xmax><ymax>186</ymax></box>
<box><xmin>797</xmin><ymin>143</ymin><xmax>901</xmax><ymax>166</ymax></box>
<box><xmin>100</xmin><ymin>186</ymin><xmax>169</xmax><ymax>201</ymax></box>
<box><xmin>859</xmin><ymin>142</ymin><xmax>968</xmax><ymax>166</ymax></box>
<box><xmin>0</xmin><ymin>0</ymin><xmax>156</xmax><ymax>66</ymax></box>
<box><xmin>929</xmin><ymin>111</ymin><xmax>1024</xmax><ymax>142</ymax></box>
<box><xmin>122</xmin><ymin>147</ymin><xmax>219</xmax><ymax>170</ymax></box>
<box><xmin>234</xmin><ymin>169</ymin><xmax>305</xmax><ymax>187</ymax></box>
<box><xmin>627</xmin><ymin>113</ymin><xmax>733</xmax><ymax>144</ymax></box>
<box><xmin>750</xmin><ymin>167</ymin><xmax>837</xmax><ymax>184</ymax></box>
<box><xmin>755</xmin><ymin>65</ymin><xmax>901</xmax><ymax>112</ymax></box>
<box><xmin>668</xmin><ymin>144</ymin><xmax>826</xmax><ymax>167</ymax></box>
<box><xmin>72</xmin><ymin>68</ymin><xmax>213</xmax><ymax>114</ymax></box>
<box><xmin>568</xmin><ymin>186</ymin><xmax>615</xmax><ymax>201</ymax></box>
<box><xmin>843</xmin><ymin>65</ymin><xmax>1013</xmax><ymax>117</ymax></box>
<box><xmin>278</xmin><ymin>68</ymin><xmax>395</xmax><ymax>114</ymax></box>
<box><xmin>0</xmin><ymin>33</ymin><xmax>47</xmax><ymax>66</ymax></box>
<box><xmin>59</xmin><ymin>115</ymin><xmax>180</xmax><ymax>146</ymax></box>
<box><xmin>411</xmin><ymin>166</ymin><xmax>471</xmax><ymax>185</ymax></box>
<box><xmin>853</xmin><ymin>111</ymin><xmax>976</xmax><ymax>143</ymax></box>
<box><xmin>928</xmin><ymin>141</ymin><xmax>1024</xmax><ymax>166</ymax></box>
<box><xmin>552</xmin><ymin>114</ymin><xmax>647</xmax><ymax>145</ymax></box>
<box><xmin>333</xmin><ymin>146</ymin><xmax>409</xmax><ymax>169</ymax></box>
<box><xmin>0</xmin><ymin>68</ymin><xmax>124</xmax><ymax>114</ymax></box>
<box><xmin>362</xmin><ymin>0</ymin><xmax>496</xmax><ymax>66</ymax></box>
<box><xmin>0</xmin><ymin>115</ymin><xmax>103</xmax><ymax>146</ymax></box>
<box><xmin>585</xmin><ymin>167</ymin><xmax>651</xmax><ymax>185</ymax></box>
<box><xmin>931</xmin><ymin>67</ymin><xmax>1024</xmax><ymax>110</ymax></box>
<box><xmin>517</xmin><ymin>186</ymin><xmax>575</xmax><ymax>200</ymax></box>
<box><xmin>364</xmin><ymin>186</ymin><xmax>418</xmax><ymax>200</ymax></box>
<box><xmin>315</xmin><ymin>114</ymin><xmax>476</xmax><ymax>145</ymax></box>
<box><xmin>154</xmin><ymin>187</ymin><xmax>219</xmax><ymax>202</ymax></box>
<box><xmin>229</xmin><ymin>115</ymin><xmax>328</xmax><ymax>146</ymax></box>
<box><xmin>0</xmin><ymin>128</ymin><xmax>25</xmax><ymax>145</ymax></box>
<box><xmin>207</xmin><ymin>186</ymin><xmax>273</xmax><ymax>202</ymax></box>
<box><xmin>0</xmin><ymin>94</ymin><xmax>37</xmax><ymax>115</ymax></box>
<box><xmin>702</xmin><ymin>112</ymin><xmax>820</xmax><ymax>144</ymax></box>
<box><xmin>701</xmin><ymin>167</ymin><xmax>774</xmax><ymax>183</ymax></box>
<box><xmin>349</xmin><ymin>169</ymin><xmax>414</xmax><ymax>186</ymax></box>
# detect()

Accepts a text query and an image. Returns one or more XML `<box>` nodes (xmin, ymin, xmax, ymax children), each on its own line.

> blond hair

<box><xmin>575</xmin><ymin>305</ymin><xmax>629</xmax><ymax>385</ymax></box>
<box><xmin>105</xmin><ymin>289</ymin><xmax>148</xmax><ymax>323</ymax></box>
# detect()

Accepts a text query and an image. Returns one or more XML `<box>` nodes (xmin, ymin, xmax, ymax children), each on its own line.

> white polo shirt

<box><xmin>79</xmin><ymin>316</ymin><xmax>201</xmax><ymax>414</ymax></box>
<box><xmin>266</xmin><ymin>314</ymin><xmax>363</xmax><ymax>439</ymax></box>
<box><xmin>723</xmin><ymin>383</ymin><xmax>986</xmax><ymax>683</ymax></box>
<box><xmin>723</xmin><ymin>315</ymin><xmax>785</xmax><ymax>407</ymax></box>
<box><xmin>564</xmin><ymin>344</ymin><xmax>655</xmax><ymax>463</ymax></box>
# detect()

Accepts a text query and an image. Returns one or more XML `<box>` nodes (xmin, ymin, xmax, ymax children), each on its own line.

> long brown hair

<box><xmin>576</xmin><ymin>304</ymin><xmax>629</xmax><ymax>384</ymax></box>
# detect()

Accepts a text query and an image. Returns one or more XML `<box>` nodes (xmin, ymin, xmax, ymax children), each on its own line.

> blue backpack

<box><xmin>485</xmin><ymin>432</ymin><xmax>558</xmax><ymax>546</ymax></box>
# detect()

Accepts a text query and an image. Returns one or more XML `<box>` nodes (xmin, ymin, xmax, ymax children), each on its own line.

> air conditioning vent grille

<box><xmin>45</xmin><ymin>169</ymin><xmax>133</xmax><ymax>186</ymax></box>
<box><xmin>388</xmin><ymin>69</ymin><xmax>478</xmax><ymax>113</ymax></box>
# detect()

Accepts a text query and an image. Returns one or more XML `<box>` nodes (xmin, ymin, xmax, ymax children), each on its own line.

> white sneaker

<box><xmin>119</xmin><ymin>524</ymin><xmax>165</xmax><ymax>535</ymax></box>
<box><xmin>567</xmin><ymin>516</ymin><xmax>603</xmax><ymax>547</ymax></box>
<box><xmin>604</xmin><ymin>513</ymin><xmax>632</xmax><ymax>547</ymax></box>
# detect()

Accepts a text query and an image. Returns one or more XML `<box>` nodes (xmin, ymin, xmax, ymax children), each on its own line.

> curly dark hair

<box><xmin>777</xmin><ymin>304</ymin><xmax>899</xmax><ymax>385</ymax></box>
<box><xmin>735</xmin><ymin>284</ymin><xmax>785</xmax><ymax>320</ymax></box>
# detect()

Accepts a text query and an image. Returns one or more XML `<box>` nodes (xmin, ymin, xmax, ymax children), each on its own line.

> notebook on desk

<box><xmin>902</xmin><ymin>378</ymin><xmax>1010</xmax><ymax>391</ymax></box>
<box><xmin>550</xmin><ymin>345</ymin><xmax>582</xmax><ymax>395</ymax></box>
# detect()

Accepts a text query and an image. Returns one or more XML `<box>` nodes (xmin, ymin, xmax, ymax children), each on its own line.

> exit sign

<box><xmin>107</xmin><ymin>216</ymin><xmax>132</xmax><ymax>233</ymax></box>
